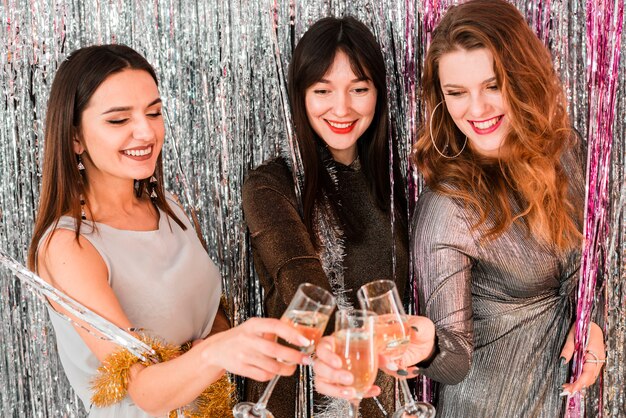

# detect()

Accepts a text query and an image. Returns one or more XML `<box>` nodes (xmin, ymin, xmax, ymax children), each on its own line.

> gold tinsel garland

<box><xmin>91</xmin><ymin>336</ymin><xmax>235</xmax><ymax>417</ymax></box>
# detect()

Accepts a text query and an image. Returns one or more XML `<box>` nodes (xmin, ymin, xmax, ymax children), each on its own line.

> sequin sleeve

<box><xmin>242</xmin><ymin>158</ymin><xmax>331</xmax><ymax>308</ymax></box>
<box><xmin>411</xmin><ymin>190</ymin><xmax>478</xmax><ymax>385</ymax></box>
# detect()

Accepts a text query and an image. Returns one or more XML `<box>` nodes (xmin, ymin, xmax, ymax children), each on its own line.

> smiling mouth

<box><xmin>469</xmin><ymin>116</ymin><xmax>503</xmax><ymax>134</ymax></box>
<box><xmin>121</xmin><ymin>145</ymin><xmax>153</xmax><ymax>160</ymax></box>
<box><xmin>325</xmin><ymin>119</ymin><xmax>357</xmax><ymax>134</ymax></box>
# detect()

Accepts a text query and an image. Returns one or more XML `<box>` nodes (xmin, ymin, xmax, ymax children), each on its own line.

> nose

<box><xmin>332</xmin><ymin>92</ymin><xmax>351</xmax><ymax>118</ymax></box>
<box><xmin>133</xmin><ymin>115</ymin><xmax>156</xmax><ymax>141</ymax></box>
<box><xmin>469</xmin><ymin>93</ymin><xmax>491</xmax><ymax>119</ymax></box>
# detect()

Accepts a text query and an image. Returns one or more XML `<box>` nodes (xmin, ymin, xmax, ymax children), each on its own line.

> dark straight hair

<box><xmin>28</xmin><ymin>44</ymin><xmax>185</xmax><ymax>270</ymax></box>
<box><xmin>288</xmin><ymin>16</ymin><xmax>406</xmax><ymax>244</ymax></box>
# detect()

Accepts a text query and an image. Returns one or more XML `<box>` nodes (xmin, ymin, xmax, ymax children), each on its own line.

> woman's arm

<box><xmin>411</xmin><ymin>191</ymin><xmax>476</xmax><ymax>385</ymax></box>
<box><xmin>242</xmin><ymin>160</ymin><xmax>331</xmax><ymax>305</ymax></box>
<box><xmin>39</xmin><ymin>229</ymin><xmax>311</xmax><ymax>416</ymax></box>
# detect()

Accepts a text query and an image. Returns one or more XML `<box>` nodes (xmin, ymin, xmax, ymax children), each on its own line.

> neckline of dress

<box><xmin>70</xmin><ymin>206</ymin><xmax>163</xmax><ymax>234</ymax></box>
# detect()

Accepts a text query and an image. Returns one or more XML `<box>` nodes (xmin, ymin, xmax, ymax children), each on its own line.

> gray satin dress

<box><xmin>40</xmin><ymin>193</ymin><xmax>222</xmax><ymax>417</ymax></box>
<box><xmin>412</xmin><ymin>152</ymin><xmax>584</xmax><ymax>417</ymax></box>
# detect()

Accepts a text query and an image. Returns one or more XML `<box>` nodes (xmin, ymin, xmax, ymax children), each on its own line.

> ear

<box><xmin>73</xmin><ymin>134</ymin><xmax>84</xmax><ymax>155</ymax></box>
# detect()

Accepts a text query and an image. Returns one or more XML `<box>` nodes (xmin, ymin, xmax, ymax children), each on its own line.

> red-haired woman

<box><xmin>409</xmin><ymin>0</ymin><xmax>604</xmax><ymax>416</ymax></box>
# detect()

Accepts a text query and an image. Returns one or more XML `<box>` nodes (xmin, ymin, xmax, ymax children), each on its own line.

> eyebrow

<box><xmin>316</xmin><ymin>77</ymin><xmax>370</xmax><ymax>84</ymax></box>
<box><xmin>442</xmin><ymin>76</ymin><xmax>497</xmax><ymax>88</ymax></box>
<box><xmin>101</xmin><ymin>98</ymin><xmax>162</xmax><ymax>115</ymax></box>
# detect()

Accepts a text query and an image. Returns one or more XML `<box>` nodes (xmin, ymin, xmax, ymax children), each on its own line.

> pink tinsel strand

<box><xmin>566</xmin><ymin>0</ymin><xmax>624</xmax><ymax>416</ymax></box>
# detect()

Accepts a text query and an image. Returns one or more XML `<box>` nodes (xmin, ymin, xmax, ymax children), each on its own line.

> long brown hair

<box><xmin>28</xmin><ymin>44</ymin><xmax>185</xmax><ymax>270</ymax></box>
<box><xmin>288</xmin><ymin>16</ymin><xmax>406</xmax><ymax>244</ymax></box>
<box><xmin>412</xmin><ymin>0</ymin><xmax>581</xmax><ymax>251</ymax></box>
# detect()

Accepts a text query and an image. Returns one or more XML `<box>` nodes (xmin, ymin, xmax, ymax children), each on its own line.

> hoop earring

<box><xmin>429</xmin><ymin>101</ymin><xmax>467</xmax><ymax>159</ymax></box>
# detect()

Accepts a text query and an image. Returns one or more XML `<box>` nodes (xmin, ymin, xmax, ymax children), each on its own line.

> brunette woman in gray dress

<box><xmin>313</xmin><ymin>1</ymin><xmax>605</xmax><ymax>417</ymax></box>
<box><xmin>28</xmin><ymin>44</ymin><xmax>312</xmax><ymax>417</ymax></box>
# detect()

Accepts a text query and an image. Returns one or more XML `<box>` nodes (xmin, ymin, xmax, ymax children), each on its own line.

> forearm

<box><xmin>127</xmin><ymin>341</ymin><xmax>225</xmax><ymax>415</ymax></box>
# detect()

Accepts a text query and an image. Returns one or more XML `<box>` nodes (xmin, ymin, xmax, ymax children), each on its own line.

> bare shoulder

<box><xmin>38</xmin><ymin>227</ymin><xmax>133</xmax><ymax>361</ymax></box>
<box><xmin>38</xmin><ymin>228</ymin><xmax>108</xmax><ymax>293</ymax></box>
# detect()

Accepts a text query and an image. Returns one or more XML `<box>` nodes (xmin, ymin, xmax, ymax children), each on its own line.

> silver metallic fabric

<box><xmin>412</xmin><ymin>150</ymin><xmax>586</xmax><ymax>417</ymax></box>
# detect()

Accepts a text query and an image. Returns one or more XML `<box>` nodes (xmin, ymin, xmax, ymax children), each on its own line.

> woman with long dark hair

<box><xmin>28</xmin><ymin>44</ymin><xmax>312</xmax><ymax>418</ymax></box>
<box><xmin>242</xmin><ymin>16</ymin><xmax>408</xmax><ymax>417</ymax></box>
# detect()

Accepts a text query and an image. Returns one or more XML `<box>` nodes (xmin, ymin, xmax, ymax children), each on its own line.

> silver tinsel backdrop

<box><xmin>0</xmin><ymin>0</ymin><xmax>624</xmax><ymax>417</ymax></box>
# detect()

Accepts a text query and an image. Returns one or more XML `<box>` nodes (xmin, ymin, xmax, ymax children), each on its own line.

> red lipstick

<box><xmin>325</xmin><ymin>120</ymin><xmax>357</xmax><ymax>134</ymax></box>
<box><xmin>468</xmin><ymin>115</ymin><xmax>504</xmax><ymax>135</ymax></box>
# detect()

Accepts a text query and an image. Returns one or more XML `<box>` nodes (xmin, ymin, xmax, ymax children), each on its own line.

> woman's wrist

<box><xmin>195</xmin><ymin>336</ymin><xmax>227</xmax><ymax>375</ymax></box>
<box><xmin>417</xmin><ymin>332</ymin><xmax>439</xmax><ymax>368</ymax></box>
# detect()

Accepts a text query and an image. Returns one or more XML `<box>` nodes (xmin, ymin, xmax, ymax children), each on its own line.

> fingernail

<box><xmin>298</xmin><ymin>336</ymin><xmax>311</xmax><ymax>347</ymax></box>
<box><xmin>386</xmin><ymin>362</ymin><xmax>398</xmax><ymax>371</ymax></box>
<box><xmin>559</xmin><ymin>390</ymin><xmax>570</xmax><ymax>397</ymax></box>
<box><xmin>559</xmin><ymin>357</ymin><xmax>566</xmax><ymax>366</ymax></box>
<box><xmin>412</xmin><ymin>369</ymin><xmax>420</xmax><ymax>375</ymax></box>
<box><xmin>397</xmin><ymin>369</ymin><xmax>409</xmax><ymax>376</ymax></box>
<box><xmin>411</xmin><ymin>326</ymin><xmax>419</xmax><ymax>333</ymax></box>
<box><xmin>342</xmin><ymin>388</ymin><xmax>354</xmax><ymax>397</ymax></box>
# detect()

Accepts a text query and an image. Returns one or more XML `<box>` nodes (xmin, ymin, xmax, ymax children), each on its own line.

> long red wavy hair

<box><xmin>412</xmin><ymin>0</ymin><xmax>582</xmax><ymax>251</ymax></box>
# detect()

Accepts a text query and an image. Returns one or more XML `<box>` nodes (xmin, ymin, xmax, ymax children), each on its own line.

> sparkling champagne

<box><xmin>279</xmin><ymin>309</ymin><xmax>329</xmax><ymax>354</ymax></box>
<box><xmin>375</xmin><ymin>313</ymin><xmax>409</xmax><ymax>360</ymax></box>
<box><xmin>335</xmin><ymin>329</ymin><xmax>378</xmax><ymax>397</ymax></box>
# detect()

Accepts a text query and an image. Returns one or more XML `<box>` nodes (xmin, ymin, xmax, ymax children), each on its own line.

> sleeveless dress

<box><xmin>40</xmin><ymin>193</ymin><xmax>222</xmax><ymax>417</ymax></box>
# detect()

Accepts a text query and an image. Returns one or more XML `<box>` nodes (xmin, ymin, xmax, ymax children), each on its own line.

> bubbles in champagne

<box><xmin>279</xmin><ymin>310</ymin><xmax>330</xmax><ymax>354</ymax></box>
<box><xmin>334</xmin><ymin>329</ymin><xmax>378</xmax><ymax>398</ymax></box>
<box><xmin>375</xmin><ymin>313</ymin><xmax>410</xmax><ymax>360</ymax></box>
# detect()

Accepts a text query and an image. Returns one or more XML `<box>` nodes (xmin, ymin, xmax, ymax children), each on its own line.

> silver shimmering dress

<box><xmin>412</xmin><ymin>153</ymin><xmax>584</xmax><ymax>417</ymax></box>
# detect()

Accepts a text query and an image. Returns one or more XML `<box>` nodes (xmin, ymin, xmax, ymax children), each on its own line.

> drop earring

<box><xmin>77</xmin><ymin>154</ymin><xmax>87</xmax><ymax>220</ymax></box>
<box><xmin>149</xmin><ymin>175</ymin><xmax>158</xmax><ymax>200</ymax></box>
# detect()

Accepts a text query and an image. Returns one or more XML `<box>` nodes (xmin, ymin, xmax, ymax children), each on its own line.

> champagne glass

<box><xmin>233</xmin><ymin>283</ymin><xmax>336</xmax><ymax>418</ymax></box>
<box><xmin>358</xmin><ymin>280</ymin><xmax>436</xmax><ymax>418</ymax></box>
<box><xmin>334</xmin><ymin>310</ymin><xmax>379</xmax><ymax>418</ymax></box>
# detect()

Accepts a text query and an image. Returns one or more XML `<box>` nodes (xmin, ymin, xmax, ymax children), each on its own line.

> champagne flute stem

<box><xmin>399</xmin><ymin>378</ymin><xmax>419</xmax><ymax>414</ymax></box>
<box><xmin>252</xmin><ymin>375</ymin><xmax>281</xmax><ymax>413</ymax></box>
<box><xmin>349</xmin><ymin>400</ymin><xmax>361</xmax><ymax>418</ymax></box>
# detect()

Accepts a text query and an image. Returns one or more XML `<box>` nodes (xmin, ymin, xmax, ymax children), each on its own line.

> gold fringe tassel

<box><xmin>91</xmin><ymin>336</ymin><xmax>235</xmax><ymax>417</ymax></box>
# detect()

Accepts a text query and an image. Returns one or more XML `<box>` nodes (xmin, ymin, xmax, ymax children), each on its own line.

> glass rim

<box><xmin>357</xmin><ymin>279</ymin><xmax>398</xmax><ymax>302</ymax></box>
<box><xmin>297</xmin><ymin>282</ymin><xmax>335</xmax><ymax>308</ymax></box>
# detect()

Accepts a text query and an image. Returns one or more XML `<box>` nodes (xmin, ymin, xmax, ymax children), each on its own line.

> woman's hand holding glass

<box><xmin>313</xmin><ymin>306</ymin><xmax>435</xmax><ymax>414</ymax></box>
<box><xmin>233</xmin><ymin>283</ymin><xmax>335</xmax><ymax>418</ymax></box>
<box><xmin>358</xmin><ymin>280</ymin><xmax>435</xmax><ymax>418</ymax></box>
<box><xmin>202</xmin><ymin>317</ymin><xmax>312</xmax><ymax>382</ymax></box>
<box><xmin>312</xmin><ymin>315</ymin><xmax>436</xmax><ymax>396</ymax></box>
<box><xmin>313</xmin><ymin>335</ymin><xmax>382</xmax><ymax>400</ymax></box>
<box><xmin>378</xmin><ymin>315</ymin><xmax>436</xmax><ymax>378</ymax></box>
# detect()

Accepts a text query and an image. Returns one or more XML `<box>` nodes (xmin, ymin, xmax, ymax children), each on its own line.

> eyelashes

<box><xmin>106</xmin><ymin>110</ymin><xmax>162</xmax><ymax>125</ymax></box>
